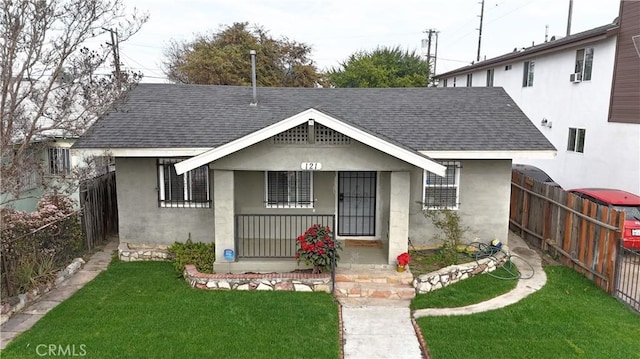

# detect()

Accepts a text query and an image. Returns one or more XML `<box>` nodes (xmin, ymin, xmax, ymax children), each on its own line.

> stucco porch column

<box><xmin>213</xmin><ymin>170</ymin><xmax>235</xmax><ymax>268</ymax></box>
<box><xmin>388</xmin><ymin>171</ymin><xmax>410</xmax><ymax>265</ymax></box>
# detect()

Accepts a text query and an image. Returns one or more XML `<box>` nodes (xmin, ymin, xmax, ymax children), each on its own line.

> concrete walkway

<box><xmin>0</xmin><ymin>240</ymin><xmax>117</xmax><ymax>350</ymax></box>
<box><xmin>342</xmin><ymin>232</ymin><xmax>546</xmax><ymax>358</ymax></box>
<box><xmin>341</xmin><ymin>298</ymin><xmax>423</xmax><ymax>359</ymax></box>
<box><xmin>414</xmin><ymin>232</ymin><xmax>546</xmax><ymax>318</ymax></box>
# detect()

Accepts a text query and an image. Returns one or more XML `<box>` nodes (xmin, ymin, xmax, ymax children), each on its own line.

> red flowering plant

<box><xmin>397</xmin><ymin>252</ymin><xmax>411</xmax><ymax>267</ymax></box>
<box><xmin>296</xmin><ymin>224</ymin><xmax>342</xmax><ymax>274</ymax></box>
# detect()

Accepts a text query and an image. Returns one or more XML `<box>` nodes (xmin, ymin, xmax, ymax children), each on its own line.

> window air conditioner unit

<box><xmin>569</xmin><ymin>73</ymin><xmax>582</xmax><ymax>83</ymax></box>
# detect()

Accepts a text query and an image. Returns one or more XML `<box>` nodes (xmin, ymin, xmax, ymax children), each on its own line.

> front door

<box><xmin>338</xmin><ymin>171</ymin><xmax>376</xmax><ymax>236</ymax></box>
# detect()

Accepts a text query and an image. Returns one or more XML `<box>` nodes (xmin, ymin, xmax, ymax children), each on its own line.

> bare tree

<box><xmin>0</xmin><ymin>0</ymin><xmax>148</xmax><ymax>205</ymax></box>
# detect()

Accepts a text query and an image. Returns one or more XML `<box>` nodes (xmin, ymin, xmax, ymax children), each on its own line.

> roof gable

<box><xmin>174</xmin><ymin>108</ymin><xmax>447</xmax><ymax>176</ymax></box>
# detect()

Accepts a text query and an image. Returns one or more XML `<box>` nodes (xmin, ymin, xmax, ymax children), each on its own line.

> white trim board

<box><xmin>175</xmin><ymin>108</ymin><xmax>447</xmax><ymax>177</ymax></box>
<box><xmin>420</xmin><ymin>150</ymin><xmax>557</xmax><ymax>160</ymax></box>
<box><xmin>71</xmin><ymin>148</ymin><xmax>213</xmax><ymax>157</ymax></box>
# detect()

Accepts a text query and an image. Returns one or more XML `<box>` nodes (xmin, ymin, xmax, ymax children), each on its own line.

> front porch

<box><xmin>213</xmin><ymin>170</ymin><xmax>412</xmax><ymax>273</ymax></box>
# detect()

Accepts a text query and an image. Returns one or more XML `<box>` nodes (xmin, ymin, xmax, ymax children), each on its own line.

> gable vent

<box><xmin>272</xmin><ymin>124</ymin><xmax>351</xmax><ymax>145</ymax></box>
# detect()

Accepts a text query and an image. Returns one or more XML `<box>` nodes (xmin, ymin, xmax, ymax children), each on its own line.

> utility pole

<box><xmin>103</xmin><ymin>28</ymin><xmax>121</xmax><ymax>86</ymax></box>
<box><xmin>422</xmin><ymin>29</ymin><xmax>439</xmax><ymax>86</ymax></box>
<box><xmin>477</xmin><ymin>0</ymin><xmax>485</xmax><ymax>62</ymax></box>
<box><xmin>566</xmin><ymin>0</ymin><xmax>573</xmax><ymax>36</ymax></box>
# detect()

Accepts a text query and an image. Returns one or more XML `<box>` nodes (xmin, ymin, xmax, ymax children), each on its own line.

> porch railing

<box><xmin>235</xmin><ymin>214</ymin><xmax>335</xmax><ymax>259</ymax></box>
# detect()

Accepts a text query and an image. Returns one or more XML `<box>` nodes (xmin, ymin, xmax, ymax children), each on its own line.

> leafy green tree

<box><xmin>328</xmin><ymin>46</ymin><xmax>430</xmax><ymax>88</ymax></box>
<box><xmin>163</xmin><ymin>22</ymin><xmax>322</xmax><ymax>87</ymax></box>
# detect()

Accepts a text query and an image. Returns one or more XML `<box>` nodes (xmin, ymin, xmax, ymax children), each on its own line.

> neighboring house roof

<box><xmin>435</xmin><ymin>22</ymin><xmax>619</xmax><ymax>78</ymax></box>
<box><xmin>73</xmin><ymin>84</ymin><xmax>555</xmax><ymax>160</ymax></box>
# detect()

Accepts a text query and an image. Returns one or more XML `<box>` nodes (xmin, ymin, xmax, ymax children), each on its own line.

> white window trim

<box><xmin>422</xmin><ymin>161</ymin><xmax>461</xmax><ymax>211</ymax></box>
<box><xmin>574</xmin><ymin>47</ymin><xmax>594</xmax><ymax>81</ymax></box>
<box><xmin>567</xmin><ymin>128</ymin><xmax>586</xmax><ymax>154</ymax></box>
<box><xmin>158</xmin><ymin>160</ymin><xmax>210</xmax><ymax>208</ymax></box>
<box><xmin>47</xmin><ymin>147</ymin><xmax>71</xmax><ymax>176</ymax></box>
<box><xmin>264</xmin><ymin>171</ymin><xmax>314</xmax><ymax>209</ymax></box>
<box><xmin>523</xmin><ymin>60</ymin><xmax>534</xmax><ymax>87</ymax></box>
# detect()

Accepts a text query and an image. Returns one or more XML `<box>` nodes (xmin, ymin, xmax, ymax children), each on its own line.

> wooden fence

<box><xmin>80</xmin><ymin>171</ymin><xmax>118</xmax><ymax>249</ymax></box>
<box><xmin>509</xmin><ymin>171</ymin><xmax>625</xmax><ymax>293</ymax></box>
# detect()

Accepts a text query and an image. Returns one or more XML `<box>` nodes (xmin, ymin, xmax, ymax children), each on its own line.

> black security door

<box><xmin>338</xmin><ymin>172</ymin><xmax>376</xmax><ymax>236</ymax></box>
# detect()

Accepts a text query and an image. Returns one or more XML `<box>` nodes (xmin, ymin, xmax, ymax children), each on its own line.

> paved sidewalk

<box><xmin>413</xmin><ymin>232</ymin><xmax>546</xmax><ymax>318</ymax></box>
<box><xmin>341</xmin><ymin>299</ymin><xmax>423</xmax><ymax>359</ymax></box>
<box><xmin>0</xmin><ymin>240</ymin><xmax>117</xmax><ymax>350</ymax></box>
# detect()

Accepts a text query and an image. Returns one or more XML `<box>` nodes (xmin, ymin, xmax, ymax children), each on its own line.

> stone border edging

<box><xmin>412</xmin><ymin>253</ymin><xmax>507</xmax><ymax>294</ymax></box>
<box><xmin>183</xmin><ymin>264</ymin><xmax>332</xmax><ymax>292</ymax></box>
<box><xmin>118</xmin><ymin>242</ymin><xmax>170</xmax><ymax>261</ymax></box>
<box><xmin>0</xmin><ymin>258</ymin><xmax>85</xmax><ymax>325</ymax></box>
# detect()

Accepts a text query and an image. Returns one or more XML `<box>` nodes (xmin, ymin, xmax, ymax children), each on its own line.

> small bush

<box><xmin>167</xmin><ymin>238</ymin><xmax>215</xmax><ymax>275</ymax></box>
<box><xmin>424</xmin><ymin>209</ymin><xmax>469</xmax><ymax>266</ymax></box>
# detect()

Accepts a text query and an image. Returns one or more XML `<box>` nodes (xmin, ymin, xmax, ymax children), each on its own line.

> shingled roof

<box><xmin>72</xmin><ymin>84</ymin><xmax>555</xmax><ymax>153</ymax></box>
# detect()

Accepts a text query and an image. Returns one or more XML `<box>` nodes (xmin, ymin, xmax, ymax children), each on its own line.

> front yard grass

<box><xmin>1</xmin><ymin>261</ymin><xmax>340</xmax><ymax>359</ymax></box>
<box><xmin>416</xmin><ymin>266</ymin><xmax>640</xmax><ymax>358</ymax></box>
<box><xmin>411</xmin><ymin>261</ymin><xmax>519</xmax><ymax>310</ymax></box>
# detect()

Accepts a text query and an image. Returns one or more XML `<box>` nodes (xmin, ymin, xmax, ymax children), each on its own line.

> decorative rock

<box><xmin>206</xmin><ymin>281</ymin><xmax>217</xmax><ymax>289</ymax></box>
<box><xmin>256</xmin><ymin>283</ymin><xmax>273</xmax><ymax>291</ymax></box>
<box><xmin>274</xmin><ymin>281</ymin><xmax>294</xmax><ymax>291</ymax></box>
<box><xmin>294</xmin><ymin>283</ymin><xmax>312</xmax><ymax>292</ymax></box>
<box><xmin>314</xmin><ymin>284</ymin><xmax>331</xmax><ymax>293</ymax></box>
<box><xmin>237</xmin><ymin>284</ymin><xmax>250</xmax><ymax>290</ymax></box>
<box><xmin>218</xmin><ymin>281</ymin><xmax>231</xmax><ymax>289</ymax></box>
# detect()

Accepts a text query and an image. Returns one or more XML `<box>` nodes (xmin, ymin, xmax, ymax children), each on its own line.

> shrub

<box><xmin>296</xmin><ymin>224</ymin><xmax>341</xmax><ymax>274</ymax></box>
<box><xmin>167</xmin><ymin>237</ymin><xmax>215</xmax><ymax>275</ymax></box>
<box><xmin>424</xmin><ymin>209</ymin><xmax>469</xmax><ymax>266</ymax></box>
<box><xmin>1</xmin><ymin>195</ymin><xmax>84</xmax><ymax>299</ymax></box>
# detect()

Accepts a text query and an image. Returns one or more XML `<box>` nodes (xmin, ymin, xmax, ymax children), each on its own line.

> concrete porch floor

<box><xmin>339</xmin><ymin>241</ymin><xmax>391</xmax><ymax>269</ymax></box>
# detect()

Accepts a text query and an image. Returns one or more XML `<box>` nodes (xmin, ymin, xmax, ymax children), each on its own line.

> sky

<box><xmin>113</xmin><ymin>0</ymin><xmax>623</xmax><ymax>83</ymax></box>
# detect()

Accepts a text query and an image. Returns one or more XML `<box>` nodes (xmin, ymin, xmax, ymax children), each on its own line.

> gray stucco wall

<box><xmin>408</xmin><ymin>159</ymin><xmax>512</xmax><ymax>246</ymax></box>
<box><xmin>116</xmin><ymin>157</ymin><xmax>214</xmax><ymax>245</ymax></box>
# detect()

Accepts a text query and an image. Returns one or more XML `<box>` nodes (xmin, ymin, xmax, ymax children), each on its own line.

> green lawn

<box><xmin>411</xmin><ymin>262</ymin><xmax>519</xmax><ymax>310</ymax></box>
<box><xmin>1</xmin><ymin>261</ymin><xmax>340</xmax><ymax>359</ymax></box>
<box><xmin>416</xmin><ymin>266</ymin><xmax>640</xmax><ymax>359</ymax></box>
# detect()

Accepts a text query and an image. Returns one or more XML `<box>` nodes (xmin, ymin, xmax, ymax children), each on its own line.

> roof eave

<box><xmin>420</xmin><ymin>150</ymin><xmax>557</xmax><ymax>160</ymax></box>
<box><xmin>435</xmin><ymin>24</ymin><xmax>619</xmax><ymax>79</ymax></box>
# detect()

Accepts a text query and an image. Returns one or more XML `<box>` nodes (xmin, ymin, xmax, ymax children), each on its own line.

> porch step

<box><xmin>335</xmin><ymin>268</ymin><xmax>414</xmax><ymax>285</ymax></box>
<box><xmin>334</xmin><ymin>268</ymin><xmax>416</xmax><ymax>300</ymax></box>
<box><xmin>334</xmin><ymin>282</ymin><xmax>416</xmax><ymax>300</ymax></box>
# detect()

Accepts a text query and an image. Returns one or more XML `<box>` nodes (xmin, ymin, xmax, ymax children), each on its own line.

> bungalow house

<box><xmin>72</xmin><ymin>84</ymin><xmax>555</xmax><ymax>272</ymax></box>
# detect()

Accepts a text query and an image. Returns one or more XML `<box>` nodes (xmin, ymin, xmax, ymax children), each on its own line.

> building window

<box><xmin>567</xmin><ymin>128</ymin><xmax>586</xmax><ymax>153</ymax></box>
<box><xmin>158</xmin><ymin>158</ymin><xmax>210</xmax><ymax>208</ymax></box>
<box><xmin>505</xmin><ymin>64</ymin><xmax>512</xmax><ymax>71</ymax></box>
<box><xmin>466</xmin><ymin>73</ymin><xmax>473</xmax><ymax>87</ymax></box>
<box><xmin>574</xmin><ymin>47</ymin><xmax>594</xmax><ymax>81</ymax></box>
<box><xmin>453</xmin><ymin>77</ymin><xmax>457</xmax><ymax>87</ymax></box>
<box><xmin>423</xmin><ymin>161</ymin><xmax>461</xmax><ymax>210</ymax></box>
<box><xmin>443</xmin><ymin>78</ymin><xmax>448</xmax><ymax>87</ymax></box>
<box><xmin>486</xmin><ymin>68</ymin><xmax>494</xmax><ymax>86</ymax></box>
<box><xmin>265</xmin><ymin>171</ymin><xmax>312</xmax><ymax>208</ymax></box>
<box><xmin>47</xmin><ymin>147</ymin><xmax>70</xmax><ymax>175</ymax></box>
<box><xmin>522</xmin><ymin>60</ymin><xmax>534</xmax><ymax>87</ymax></box>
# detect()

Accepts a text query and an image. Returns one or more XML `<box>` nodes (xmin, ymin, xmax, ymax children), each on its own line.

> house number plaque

<box><xmin>301</xmin><ymin>162</ymin><xmax>322</xmax><ymax>170</ymax></box>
